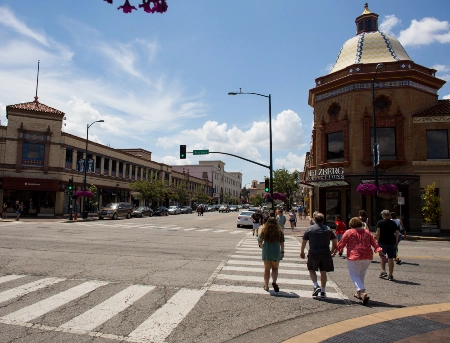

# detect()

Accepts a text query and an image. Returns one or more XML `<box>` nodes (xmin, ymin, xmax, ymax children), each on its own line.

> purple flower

<box><xmin>104</xmin><ymin>0</ymin><xmax>113</xmax><ymax>4</ymax></box>
<box><xmin>379</xmin><ymin>184</ymin><xmax>398</xmax><ymax>197</ymax></box>
<box><xmin>118</xmin><ymin>0</ymin><xmax>137</xmax><ymax>13</ymax></box>
<box><xmin>356</xmin><ymin>183</ymin><xmax>377</xmax><ymax>196</ymax></box>
<box><xmin>139</xmin><ymin>0</ymin><xmax>153</xmax><ymax>13</ymax></box>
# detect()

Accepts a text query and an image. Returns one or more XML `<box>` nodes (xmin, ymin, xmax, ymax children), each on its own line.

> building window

<box><xmin>358</xmin><ymin>21</ymin><xmax>363</xmax><ymax>32</ymax></box>
<box><xmin>65</xmin><ymin>148</ymin><xmax>73</xmax><ymax>169</ymax></box>
<box><xmin>427</xmin><ymin>130</ymin><xmax>449</xmax><ymax>159</ymax></box>
<box><xmin>366</xmin><ymin>19</ymin><xmax>371</xmax><ymax>29</ymax></box>
<box><xmin>327</xmin><ymin>131</ymin><xmax>344</xmax><ymax>162</ymax></box>
<box><xmin>22</xmin><ymin>142</ymin><xmax>45</xmax><ymax>166</ymax></box>
<box><xmin>370</xmin><ymin>128</ymin><xmax>396</xmax><ymax>160</ymax></box>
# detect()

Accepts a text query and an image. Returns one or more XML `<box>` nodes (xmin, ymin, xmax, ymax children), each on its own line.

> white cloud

<box><xmin>398</xmin><ymin>17</ymin><xmax>450</xmax><ymax>46</ymax></box>
<box><xmin>443</xmin><ymin>94</ymin><xmax>450</xmax><ymax>99</ymax></box>
<box><xmin>432</xmin><ymin>65</ymin><xmax>450</xmax><ymax>81</ymax></box>
<box><xmin>379</xmin><ymin>15</ymin><xmax>401</xmax><ymax>36</ymax></box>
<box><xmin>275</xmin><ymin>152</ymin><xmax>306</xmax><ymax>172</ymax></box>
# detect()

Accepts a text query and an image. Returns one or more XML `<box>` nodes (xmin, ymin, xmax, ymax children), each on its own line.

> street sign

<box><xmin>193</xmin><ymin>150</ymin><xmax>209</xmax><ymax>155</ymax></box>
<box><xmin>398</xmin><ymin>197</ymin><xmax>405</xmax><ymax>205</ymax></box>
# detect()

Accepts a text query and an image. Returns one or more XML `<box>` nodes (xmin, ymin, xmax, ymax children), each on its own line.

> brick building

<box><xmin>304</xmin><ymin>4</ymin><xmax>450</xmax><ymax>233</ymax></box>
<box><xmin>1</xmin><ymin>96</ymin><xmax>212</xmax><ymax>217</ymax></box>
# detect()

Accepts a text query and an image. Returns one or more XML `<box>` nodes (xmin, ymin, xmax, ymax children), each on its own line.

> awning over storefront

<box><xmin>360</xmin><ymin>175</ymin><xmax>419</xmax><ymax>186</ymax></box>
<box><xmin>304</xmin><ymin>180</ymin><xmax>349</xmax><ymax>187</ymax></box>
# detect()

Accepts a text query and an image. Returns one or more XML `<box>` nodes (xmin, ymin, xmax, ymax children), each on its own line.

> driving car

<box><xmin>153</xmin><ymin>206</ymin><xmax>169</xmax><ymax>216</ymax></box>
<box><xmin>229</xmin><ymin>205</ymin><xmax>238</xmax><ymax>212</ymax></box>
<box><xmin>181</xmin><ymin>206</ymin><xmax>193</xmax><ymax>214</ymax></box>
<box><xmin>219</xmin><ymin>204</ymin><xmax>230</xmax><ymax>213</ymax></box>
<box><xmin>132</xmin><ymin>206</ymin><xmax>153</xmax><ymax>218</ymax></box>
<box><xmin>98</xmin><ymin>202</ymin><xmax>133</xmax><ymax>220</ymax></box>
<box><xmin>237</xmin><ymin>210</ymin><xmax>255</xmax><ymax>228</ymax></box>
<box><xmin>207</xmin><ymin>205</ymin><xmax>216</xmax><ymax>212</ymax></box>
<box><xmin>168</xmin><ymin>206</ymin><xmax>181</xmax><ymax>215</ymax></box>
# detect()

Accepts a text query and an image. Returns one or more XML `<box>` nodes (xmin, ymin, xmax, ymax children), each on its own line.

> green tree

<box><xmin>421</xmin><ymin>182</ymin><xmax>442</xmax><ymax>224</ymax></box>
<box><xmin>252</xmin><ymin>194</ymin><xmax>264</xmax><ymax>206</ymax></box>
<box><xmin>272</xmin><ymin>168</ymin><xmax>300</xmax><ymax>210</ymax></box>
<box><xmin>88</xmin><ymin>184</ymin><xmax>99</xmax><ymax>208</ymax></box>
<box><xmin>192</xmin><ymin>190</ymin><xmax>211</xmax><ymax>204</ymax></box>
<box><xmin>174</xmin><ymin>181</ymin><xmax>190</xmax><ymax>205</ymax></box>
<box><xmin>129</xmin><ymin>175</ymin><xmax>167</xmax><ymax>206</ymax></box>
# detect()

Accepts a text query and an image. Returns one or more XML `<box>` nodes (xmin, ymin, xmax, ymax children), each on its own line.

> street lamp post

<box><xmin>228</xmin><ymin>89</ymin><xmax>274</xmax><ymax>216</ymax></box>
<box><xmin>83</xmin><ymin>119</ymin><xmax>104</xmax><ymax>219</ymax></box>
<box><xmin>372</xmin><ymin>63</ymin><xmax>384</xmax><ymax>226</ymax></box>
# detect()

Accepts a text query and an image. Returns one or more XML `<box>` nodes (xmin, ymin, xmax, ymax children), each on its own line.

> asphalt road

<box><xmin>0</xmin><ymin>212</ymin><xmax>449</xmax><ymax>343</ymax></box>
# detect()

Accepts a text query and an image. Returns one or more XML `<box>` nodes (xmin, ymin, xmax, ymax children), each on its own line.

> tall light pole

<box><xmin>372</xmin><ymin>63</ymin><xmax>384</xmax><ymax>226</ymax></box>
<box><xmin>228</xmin><ymin>89</ymin><xmax>274</xmax><ymax>216</ymax></box>
<box><xmin>83</xmin><ymin>119</ymin><xmax>104</xmax><ymax>219</ymax></box>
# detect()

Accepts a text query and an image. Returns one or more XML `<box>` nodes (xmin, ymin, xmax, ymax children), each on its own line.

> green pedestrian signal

<box><xmin>264</xmin><ymin>179</ymin><xmax>269</xmax><ymax>192</ymax></box>
<box><xmin>68</xmin><ymin>178</ymin><xmax>73</xmax><ymax>191</ymax></box>
<box><xmin>180</xmin><ymin>145</ymin><xmax>186</xmax><ymax>159</ymax></box>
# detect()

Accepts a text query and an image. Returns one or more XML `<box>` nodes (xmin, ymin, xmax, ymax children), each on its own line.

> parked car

<box><xmin>153</xmin><ymin>206</ymin><xmax>169</xmax><ymax>216</ymax></box>
<box><xmin>181</xmin><ymin>206</ymin><xmax>193</xmax><ymax>214</ymax></box>
<box><xmin>132</xmin><ymin>206</ymin><xmax>153</xmax><ymax>218</ymax></box>
<box><xmin>219</xmin><ymin>204</ymin><xmax>230</xmax><ymax>213</ymax></box>
<box><xmin>214</xmin><ymin>204</ymin><xmax>221</xmax><ymax>211</ymax></box>
<box><xmin>237</xmin><ymin>211</ymin><xmax>255</xmax><ymax>228</ymax></box>
<box><xmin>98</xmin><ymin>202</ymin><xmax>133</xmax><ymax>220</ymax></box>
<box><xmin>229</xmin><ymin>205</ymin><xmax>238</xmax><ymax>212</ymax></box>
<box><xmin>207</xmin><ymin>205</ymin><xmax>216</xmax><ymax>212</ymax></box>
<box><xmin>168</xmin><ymin>206</ymin><xmax>181</xmax><ymax>215</ymax></box>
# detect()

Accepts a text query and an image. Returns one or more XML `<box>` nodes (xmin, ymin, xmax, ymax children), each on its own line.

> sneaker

<box><xmin>396</xmin><ymin>260</ymin><xmax>402</xmax><ymax>265</ymax></box>
<box><xmin>320</xmin><ymin>292</ymin><xmax>327</xmax><ymax>298</ymax></box>
<box><xmin>379</xmin><ymin>271</ymin><xmax>387</xmax><ymax>278</ymax></box>
<box><xmin>312</xmin><ymin>285</ymin><xmax>321</xmax><ymax>296</ymax></box>
<box><xmin>388</xmin><ymin>275</ymin><xmax>394</xmax><ymax>281</ymax></box>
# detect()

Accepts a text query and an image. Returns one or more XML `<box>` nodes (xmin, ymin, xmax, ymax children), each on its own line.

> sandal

<box><xmin>263</xmin><ymin>286</ymin><xmax>269</xmax><ymax>291</ymax></box>
<box><xmin>272</xmin><ymin>282</ymin><xmax>280</xmax><ymax>292</ymax></box>
<box><xmin>362</xmin><ymin>293</ymin><xmax>370</xmax><ymax>306</ymax></box>
<box><xmin>379</xmin><ymin>271</ymin><xmax>387</xmax><ymax>278</ymax></box>
<box><xmin>354</xmin><ymin>294</ymin><xmax>362</xmax><ymax>300</ymax></box>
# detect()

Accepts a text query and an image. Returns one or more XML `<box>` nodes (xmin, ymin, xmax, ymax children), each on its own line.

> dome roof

<box><xmin>330</xmin><ymin>31</ymin><xmax>412</xmax><ymax>74</ymax></box>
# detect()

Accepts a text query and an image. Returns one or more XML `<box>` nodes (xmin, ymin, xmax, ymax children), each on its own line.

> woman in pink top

<box><xmin>332</xmin><ymin>217</ymin><xmax>384</xmax><ymax>305</ymax></box>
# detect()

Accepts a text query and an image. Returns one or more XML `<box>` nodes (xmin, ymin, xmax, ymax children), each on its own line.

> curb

<box><xmin>406</xmin><ymin>235</ymin><xmax>450</xmax><ymax>241</ymax></box>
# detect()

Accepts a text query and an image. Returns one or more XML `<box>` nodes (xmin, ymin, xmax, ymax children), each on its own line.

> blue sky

<box><xmin>1</xmin><ymin>1</ymin><xmax>449</xmax><ymax>188</ymax></box>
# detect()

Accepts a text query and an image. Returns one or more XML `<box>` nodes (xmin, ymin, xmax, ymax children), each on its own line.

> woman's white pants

<box><xmin>347</xmin><ymin>259</ymin><xmax>371</xmax><ymax>291</ymax></box>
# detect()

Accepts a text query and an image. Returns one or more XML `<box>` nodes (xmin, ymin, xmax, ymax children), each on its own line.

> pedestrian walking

<box><xmin>258</xmin><ymin>217</ymin><xmax>285</xmax><ymax>292</ymax></box>
<box><xmin>391</xmin><ymin>212</ymin><xmax>405</xmax><ymax>265</ymax></box>
<box><xmin>334</xmin><ymin>215</ymin><xmax>347</xmax><ymax>256</ymax></box>
<box><xmin>263</xmin><ymin>210</ymin><xmax>270</xmax><ymax>224</ymax></box>
<box><xmin>300</xmin><ymin>212</ymin><xmax>337</xmax><ymax>297</ymax></box>
<box><xmin>289</xmin><ymin>209</ymin><xmax>296</xmax><ymax>230</ymax></box>
<box><xmin>375</xmin><ymin>210</ymin><xmax>400</xmax><ymax>281</ymax></box>
<box><xmin>196</xmin><ymin>205</ymin><xmax>202</xmax><ymax>216</ymax></box>
<box><xmin>332</xmin><ymin>217</ymin><xmax>385</xmax><ymax>305</ymax></box>
<box><xmin>359</xmin><ymin>210</ymin><xmax>369</xmax><ymax>229</ymax></box>
<box><xmin>14</xmin><ymin>200</ymin><xmax>21</xmax><ymax>221</ymax></box>
<box><xmin>2</xmin><ymin>203</ymin><xmax>7</xmax><ymax>219</ymax></box>
<box><xmin>298</xmin><ymin>205</ymin><xmax>303</xmax><ymax>219</ymax></box>
<box><xmin>276</xmin><ymin>209</ymin><xmax>286</xmax><ymax>231</ymax></box>
<box><xmin>251</xmin><ymin>209</ymin><xmax>263</xmax><ymax>236</ymax></box>
<box><xmin>303</xmin><ymin>207</ymin><xmax>307</xmax><ymax>220</ymax></box>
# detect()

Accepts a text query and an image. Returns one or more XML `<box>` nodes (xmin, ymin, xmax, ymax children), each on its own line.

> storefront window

<box><xmin>22</xmin><ymin>143</ymin><xmax>45</xmax><ymax>166</ymax></box>
<box><xmin>326</xmin><ymin>190</ymin><xmax>341</xmax><ymax>224</ymax></box>
<box><xmin>370</xmin><ymin>128</ymin><xmax>396</xmax><ymax>160</ymax></box>
<box><xmin>327</xmin><ymin>131</ymin><xmax>344</xmax><ymax>162</ymax></box>
<box><xmin>427</xmin><ymin>130</ymin><xmax>449</xmax><ymax>159</ymax></box>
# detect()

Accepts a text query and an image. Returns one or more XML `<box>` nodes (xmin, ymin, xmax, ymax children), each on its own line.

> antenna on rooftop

<box><xmin>34</xmin><ymin>60</ymin><xmax>40</xmax><ymax>103</ymax></box>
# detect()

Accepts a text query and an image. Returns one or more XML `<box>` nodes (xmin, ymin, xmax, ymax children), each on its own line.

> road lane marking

<box><xmin>0</xmin><ymin>278</ymin><xmax>65</xmax><ymax>304</ymax></box>
<box><xmin>230</xmin><ymin>231</ymin><xmax>246</xmax><ymax>234</ymax></box>
<box><xmin>213</xmin><ymin>230</ymin><xmax>227</xmax><ymax>233</ymax></box>
<box><xmin>215</xmin><ymin>274</ymin><xmax>337</xmax><ymax>287</ymax></box>
<box><xmin>226</xmin><ymin>260</ymin><xmax>305</xmax><ymax>268</ymax></box>
<box><xmin>196</xmin><ymin>229</ymin><xmax>212</xmax><ymax>232</ymax></box>
<box><xmin>1</xmin><ymin>281</ymin><xmax>109</xmax><ymax>324</ymax></box>
<box><xmin>223</xmin><ymin>266</ymin><xmax>308</xmax><ymax>274</ymax></box>
<box><xmin>183</xmin><ymin>228</ymin><xmax>197</xmax><ymax>231</ymax></box>
<box><xmin>0</xmin><ymin>275</ymin><xmax>26</xmax><ymax>284</ymax></box>
<box><xmin>59</xmin><ymin>284</ymin><xmax>155</xmax><ymax>333</ymax></box>
<box><xmin>128</xmin><ymin>289</ymin><xmax>205</xmax><ymax>343</ymax></box>
<box><xmin>230</xmin><ymin>254</ymin><xmax>303</xmax><ymax>262</ymax></box>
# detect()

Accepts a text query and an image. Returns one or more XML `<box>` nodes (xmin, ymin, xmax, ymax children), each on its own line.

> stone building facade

<box><xmin>304</xmin><ymin>4</ymin><xmax>450</xmax><ymax>233</ymax></box>
<box><xmin>1</xmin><ymin>97</ymin><xmax>212</xmax><ymax>217</ymax></box>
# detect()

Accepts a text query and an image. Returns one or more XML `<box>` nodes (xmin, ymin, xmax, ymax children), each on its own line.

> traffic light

<box><xmin>68</xmin><ymin>178</ymin><xmax>73</xmax><ymax>191</ymax></box>
<box><xmin>180</xmin><ymin>145</ymin><xmax>186</xmax><ymax>159</ymax></box>
<box><xmin>264</xmin><ymin>179</ymin><xmax>269</xmax><ymax>192</ymax></box>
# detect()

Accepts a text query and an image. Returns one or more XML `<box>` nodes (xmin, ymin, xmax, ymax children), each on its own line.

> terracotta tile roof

<box><xmin>413</xmin><ymin>99</ymin><xmax>450</xmax><ymax>116</ymax></box>
<box><xmin>6</xmin><ymin>98</ymin><xmax>64</xmax><ymax>115</ymax></box>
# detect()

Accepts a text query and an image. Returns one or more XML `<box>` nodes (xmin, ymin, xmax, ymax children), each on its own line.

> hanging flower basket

<box><xmin>378</xmin><ymin>184</ymin><xmax>398</xmax><ymax>198</ymax></box>
<box><xmin>356</xmin><ymin>183</ymin><xmax>377</xmax><ymax>196</ymax></box>
<box><xmin>75</xmin><ymin>190</ymin><xmax>94</xmax><ymax>198</ymax></box>
<box><xmin>264</xmin><ymin>192</ymin><xmax>286</xmax><ymax>202</ymax></box>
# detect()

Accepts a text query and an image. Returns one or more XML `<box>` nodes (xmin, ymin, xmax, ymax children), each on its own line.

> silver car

<box><xmin>168</xmin><ymin>206</ymin><xmax>181</xmax><ymax>215</ymax></box>
<box><xmin>236</xmin><ymin>211</ymin><xmax>254</xmax><ymax>228</ymax></box>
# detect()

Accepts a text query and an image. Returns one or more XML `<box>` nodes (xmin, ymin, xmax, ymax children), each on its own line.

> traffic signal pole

<box><xmin>68</xmin><ymin>178</ymin><xmax>73</xmax><ymax>220</ymax></box>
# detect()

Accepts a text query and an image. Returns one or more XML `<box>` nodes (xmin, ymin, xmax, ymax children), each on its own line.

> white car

<box><xmin>236</xmin><ymin>211</ymin><xmax>255</xmax><ymax>228</ymax></box>
<box><xmin>168</xmin><ymin>206</ymin><xmax>181</xmax><ymax>215</ymax></box>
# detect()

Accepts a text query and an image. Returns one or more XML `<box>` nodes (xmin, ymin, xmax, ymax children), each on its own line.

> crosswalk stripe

<box><xmin>236</xmin><ymin>247</ymin><xmax>299</xmax><ymax>253</ymax></box>
<box><xmin>216</xmin><ymin>274</ymin><xmax>338</xmax><ymax>286</ymax></box>
<box><xmin>226</xmin><ymin>260</ymin><xmax>306</xmax><ymax>268</ymax></box>
<box><xmin>223</xmin><ymin>266</ymin><xmax>308</xmax><ymax>274</ymax></box>
<box><xmin>230</xmin><ymin>231</ymin><xmax>245</xmax><ymax>234</ymax></box>
<box><xmin>230</xmin><ymin>254</ymin><xmax>302</xmax><ymax>262</ymax></box>
<box><xmin>60</xmin><ymin>284</ymin><xmax>155</xmax><ymax>333</ymax></box>
<box><xmin>0</xmin><ymin>275</ymin><xmax>26</xmax><ymax>284</ymax></box>
<box><xmin>213</xmin><ymin>230</ymin><xmax>227</xmax><ymax>233</ymax></box>
<box><xmin>128</xmin><ymin>289</ymin><xmax>205</xmax><ymax>343</ymax></box>
<box><xmin>1</xmin><ymin>281</ymin><xmax>109</xmax><ymax>324</ymax></box>
<box><xmin>208</xmin><ymin>284</ymin><xmax>344</xmax><ymax>298</ymax></box>
<box><xmin>196</xmin><ymin>229</ymin><xmax>212</xmax><ymax>232</ymax></box>
<box><xmin>183</xmin><ymin>228</ymin><xmax>197</xmax><ymax>231</ymax></box>
<box><xmin>0</xmin><ymin>278</ymin><xmax>65</xmax><ymax>304</ymax></box>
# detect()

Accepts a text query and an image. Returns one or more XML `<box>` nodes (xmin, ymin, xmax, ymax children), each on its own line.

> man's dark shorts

<box><xmin>379</xmin><ymin>243</ymin><xmax>397</xmax><ymax>259</ymax></box>
<box><xmin>307</xmin><ymin>252</ymin><xmax>334</xmax><ymax>272</ymax></box>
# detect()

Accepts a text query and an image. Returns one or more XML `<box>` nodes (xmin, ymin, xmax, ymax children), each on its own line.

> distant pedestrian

<box><xmin>196</xmin><ymin>205</ymin><xmax>202</xmax><ymax>216</ymax></box>
<box><xmin>391</xmin><ymin>212</ymin><xmax>405</xmax><ymax>265</ymax></box>
<box><xmin>303</xmin><ymin>207</ymin><xmax>307</xmax><ymax>220</ymax></box>
<box><xmin>332</xmin><ymin>217</ymin><xmax>384</xmax><ymax>305</ymax></box>
<box><xmin>2</xmin><ymin>203</ymin><xmax>7</xmax><ymax>219</ymax></box>
<box><xmin>263</xmin><ymin>211</ymin><xmax>270</xmax><ymax>224</ymax></box>
<box><xmin>300</xmin><ymin>212</ymin><xmax>337</xmax><ymax>297</ymax></box>
<box><xmin>359</xmin><ymin>210</ymin><xmax>369</xmax><ymax>229</ymax></box>
<box><xmin>334</xmin><ymin>215</ymin><xmax>347</xmax><ymax>256</ymax></box>
<box><xmin>276</xmin><ymin>209</ymin><xmax>286</xmax><ymax>231</ymax></box>
<box><xmin>251</xmin><ymin>209</ymin><xmax>263</xmax><ymax>236</ymax></box>
<box><xmin>258</xmin><ymin>218</ymin><xmax>285</xmax><ymax>292</ymax></box>
<box><xmin>298</xmin><ymin>205</ymin><xmax>303</xmax><ymax>219</ymax></box>
<box><xmin>289</xmin><ymin>210</ymin><xmax>296</xmax><ymax>230</ymax></box>
<box><xmin>14</xmin><ymin>200</ymin><xmax>21</xmax><ymax>221</ymax></box>
<box><xmin>376</xmin><ymin>210</ymin><xmax>400</xmax><ymax>281</ymax></box>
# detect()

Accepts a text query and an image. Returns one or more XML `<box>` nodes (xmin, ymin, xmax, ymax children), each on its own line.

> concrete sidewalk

<box><xmin>283</xmin><ymin>303</ymin><xmax>450</xmax><ymax>343</ymax></box>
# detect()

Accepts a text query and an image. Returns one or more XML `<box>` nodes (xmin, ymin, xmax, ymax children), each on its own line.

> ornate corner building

<box><xmin>304</xmin><ymin>4</ymin><xmax>450</xmax><ymax>233</ymax></box>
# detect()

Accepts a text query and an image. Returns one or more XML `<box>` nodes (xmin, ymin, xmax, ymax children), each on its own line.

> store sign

<box><xmin>307</xmin><ymin>167</ymin><xmax>344</xmax><ymax>181</ymax></box>
<box><xmin>25</xmin><ymin>182</ymin><xmax>40</xmax><ymax>186</ymax></box>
